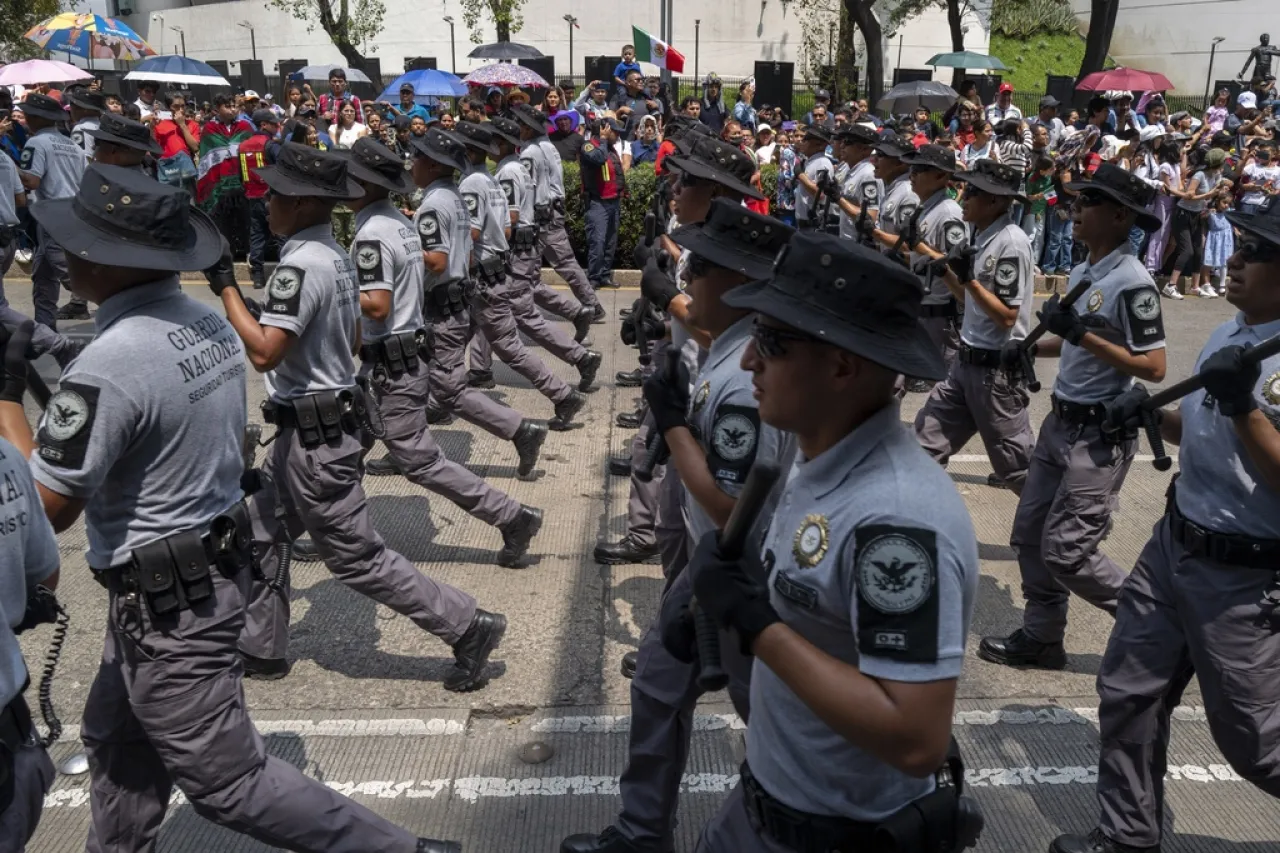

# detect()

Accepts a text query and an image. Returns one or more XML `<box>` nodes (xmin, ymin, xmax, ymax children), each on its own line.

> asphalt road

<box><xmin>14</xmin><ymin>277</ymin><xmax>1279</xmax><ymax>853</ymax></box>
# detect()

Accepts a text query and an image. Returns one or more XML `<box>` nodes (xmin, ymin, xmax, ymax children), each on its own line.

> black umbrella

<box><xmin>467</xmin><ymin>42</ymin><xmax>544</xmax><ymax>61</ymax></box>
<box><xmin>876</xmin><ymin>80</ymin><xmax>960</xmax><ymax>116</ymax></box>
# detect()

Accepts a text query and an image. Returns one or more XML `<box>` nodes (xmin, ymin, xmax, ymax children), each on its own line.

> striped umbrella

<box><xmin>25</xmin><ymin>12</ymin><xmax>155</xmax><ymax>61</ymax></box>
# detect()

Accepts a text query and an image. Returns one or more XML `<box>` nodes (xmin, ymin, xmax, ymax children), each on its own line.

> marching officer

<box><xmin>901</xmin><ymin>144</ymin><xmax>967</xmax><ymax>388</ymax></box>
<box><xmin>914</xmin><ymin>159</ymin><xmax>1036</xmax><ymax>494</ymax></box>
<box><xmin>793</xmin><ymin>124</ymin><xmax>834</xmax><ymax>231</ymax></box>
<box><xmin>17</xmin><ymin>93</ymin><xmax>87</xmax><ymax>327</ymax></box>
<box><xmin>217</xmin><ymin>143</ymin><xmax>507</xmax><ymax>695</ymax></box>
<box><xmin>87</xmin><ymin>112</ymin><xmax>162</xmax><ymax>171</ymax></box>
<box><xmin>980</xmin><ymin>164</ymin><xmax>1167</xmax><ymax>669</ymax></box>
<box><xmin>68</xmin><ymin>86</ymin><xmax>105</xmax><ymax>159</ymax></box>
<box><xmin>581</xmin><ymin>117</ymin><xmax>626</xmax><ymax>292</ymax></box>
<box><xmin>1051</xmin><ymin>190</ymin><xmax>1280</xmax><ymax>853</ymax></box>
<box><xmin>867</xmin><ymin>131</ymin><xmax>920</xmax><ymax>255</ymax></box>
<box><xmin>6</xmin><ymin>161</ymin><xmax>462</xmax><ymax>852</ymax></box>
<box><xmin>834</xmin><ymin>123</ymin><xmax>882</xmax><ymax>244</ymax></box>
<box><xmin>562</xmin><ymin>200</ymin><xmax>795</xmax><ymax>853</ymax></box>
<box><xmin>687</xmin><ymin>234</ymin><xmax>980</xmax><ymax>853</ymax></box>
<box><xmin>343</xmin><ymin>136</ymin><xmax>544</xmax><ymax>567</ymax></box>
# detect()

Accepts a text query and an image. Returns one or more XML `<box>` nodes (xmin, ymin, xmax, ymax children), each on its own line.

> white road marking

<box><xmin>949</xmin><ymin>453</ymin><xmax>1173</xmax><ymax>464</ymax></box>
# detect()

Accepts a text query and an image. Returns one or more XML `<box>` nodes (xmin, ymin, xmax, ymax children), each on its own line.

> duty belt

<box><xmin>740</xmin><ymin>762</ymin><xmax>878</xmax><ymax>853</ymax></box>
<box><xmin>920</xmin><ymin>300</ymin><xmax>960</xmax><ymax>319</ymax></box>
<box><xmin>469</xmin><ymin>254</ymin><xmax>508</xmax><ymax>287</ymax></box>
<box><xmin>263</xmin><ymin>389</ymin><xmax>363</xmax><ymax>448</ymax></box>
<box><xmin>360</xmin><ymin>329</ymin><xmax>425</xmax><ymax>379</ymax></box>
<box><xmin>424</xmin><ymin>281</ymin><xmax>468</xmax><ymax>319</ymax></box>
<box><xmin>1168</xmin><ymin>483</ymin><xmax>1280</xmax><ymax>570</ymax></box>
<box><xmin>1050</xmin><ymin>394</ymin><xmax>1108</xmax><ymax>426</ymax></box>
<box><xmin>958</xmin><ymin>343</ymin><xmax>1002</xmax><ymax>368</ymax></box>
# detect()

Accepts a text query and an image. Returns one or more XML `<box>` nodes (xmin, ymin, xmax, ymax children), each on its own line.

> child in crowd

<box><xmin>1025</xmin><ymin>156</ymin><xmax>1055</xmax><ymax>272</ymax></box>
<box><xmin>613</xmin><ymin>46</ymin><xmax>641</xmax><ymax>95</ymax></box>
<box><xmin>1200</xmin><ymin>191</ymin><xmax>1235</xmax><ymax>297</ymax></box>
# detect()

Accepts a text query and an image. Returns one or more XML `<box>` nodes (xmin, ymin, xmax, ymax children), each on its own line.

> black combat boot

<box><xmin>978</xmin><ymin>629</ymin><xmax>1067</xmax><ymax>669</ymax></box>
<box><xmin>512</xmin><ymin>420</ymin><xmax>548</xmax><ymax>479</ymax></box>
<box><xmin>1050</xmin><ymin>828</ymin><xmax>1160</xmax><ymax>853</ymax></box>
<box><xmin>577</xmin><ymin>350</ymin><xmax>603</xmax><ymax>391</ymax></box>
<box><xmin>444</xmin><ymin>610</ymin><xmax>507</xmax><ymax>693</ymax></box>
<box><xmin>561</xmin><ymin>826</ymin><xmax>666</xmax><ymax>853</ymax></box>
<box><xmin>608</xmin><ymin>456</ymin><xmax>632</xmax><ymax>477</ymax></box>
<box><xmin>550</xmin><ymin>391</ymin><xmax>587</xmax><ymax>431</ymax></box>
<box><xmin>467</xmin><ymin>371</ymin><xmax>496</xmax><ymax>389</ymax></box>
<box><xmin>416</xmin><ymin>838</ymin><xmax>463</xmax><ymax>853</ymax></box>
<box><xmin>594</xmin><ymin>536</ymin><xmax>660</xmax><ymax>565</ymax></box>
<box><xmin>615</xmin><ymin>368</ymin><xmax>643</xmax><ymax>387</ymax></box>
<box><xmin>498</xmin><ymin>506</ymin><xmax>543</xmax><ymax>568</ymax></box>
<box><xmin>620</xmin><ymin>651</ymin><xmax>638</xmax><ymax>679</ymax></box>
<box><xmin>365</xmin><ymin>455</ymin><xmax>403</xmax><ymax>477</ymax></box>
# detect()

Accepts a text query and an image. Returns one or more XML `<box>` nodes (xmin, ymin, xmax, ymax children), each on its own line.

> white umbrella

<box><xmin>0</xmin><ymin>59</ymin><xmax>92</xmax><ymax>87</ymax></box>
<box><xmin>293</xmin><ymin>65</ymin><xmax>372</xmax><ymax>84</ymax></box>
<box><xmin>124</xmin><ymin>55</ymin><xmax>231</xmax><ymax>87</ymax></box>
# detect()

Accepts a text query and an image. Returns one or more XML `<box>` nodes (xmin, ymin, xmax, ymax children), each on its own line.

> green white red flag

<box><xmin>631</xmin><ymin>26</ymin><xmax>684</xmax><ymax>73</ymax></box>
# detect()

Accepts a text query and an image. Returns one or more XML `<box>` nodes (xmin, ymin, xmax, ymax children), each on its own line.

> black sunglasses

<box><xmin>1073</xmin><ymin>190</ymin><xmax>1110</xmax><ymax>208</ymax></box>
<box><xmin>750</xmin><ymin>317</ymin><xmax>817</xmax><ymax>359</ymax></box>
<box><xmin>1238</xmin><ymin>238</ymin><xmax>1280</xmax><ymax>264</ymax></box>
<box><xmin>909</xmin><ymin>164</ymin><xmax>941</xmax><ymax>176</ymax></box>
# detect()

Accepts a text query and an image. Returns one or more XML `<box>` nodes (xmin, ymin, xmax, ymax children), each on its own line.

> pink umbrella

<box><xmin>0</xmin><ymin>58</ymin><xmax>93</xmax><ymax>87</ymax></box>
<box><xmin>463</xmin><ymin>63</ymin><xmax>549</xmax><ymax>89</ymax></box>
<box><xmin>1077</xmin><ymin>67</ymin><xmax>1175</xmax><ymax>93</ymax></box>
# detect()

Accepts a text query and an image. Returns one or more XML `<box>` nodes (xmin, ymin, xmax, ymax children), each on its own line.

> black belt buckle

<box><xmin>1181</xmin><ymin>519</ymin><xmax>1210</xmax><ymax>557</ymax></box>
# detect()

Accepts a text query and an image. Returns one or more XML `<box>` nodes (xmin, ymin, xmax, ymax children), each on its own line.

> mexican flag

<box><xmin>632</xmin><ymin>26</ymin><xmax>685</xmax><ymax>73</ymax></box>
<box><xmin>196</xmin><ymin>119</ymin><xmax>254</xmax><ymax>210</ymax></box>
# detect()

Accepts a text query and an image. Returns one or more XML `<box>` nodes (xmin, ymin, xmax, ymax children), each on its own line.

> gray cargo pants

<box><xmin>475</xmin><ymin>250</ymin><xmax>587</xmax><ymax>368</ymax></box>
<box><xmin>30</xmin><ymin>225</ymin><xmax>68</xmax><ymax>330</ymax></box>
<box><xmin>625</xmin><ymin>416</ymin><xmax>664</xmax><ymax>549</ymax></box>
<box><xmin>370</xmin><ymin>362</ymin><xmax>522</xmax><ymax>528</ymax></box>
<box><xmin>539</xmin><ymin>209</ymin><xmax>600</xmax><ymax>313</ymax></box>
<box><xmin>1010</xmin><ymin>412</ymin><xmax>1135</xmax><ymax>644</ymax></box>
<box><xmin>915</xmin><ymin>360</ymin><xmax>1034</xmax><ymax>494</ymax></box>
<box><xmin>430</xmin><ymin>306</ymin><xmax>524</xmax><ymax>441</ymax></box>
<box><xmin>85</xmin><ymin>570</ymin><xmax>419</xmax><ymax>853</ymax></box>
<box><xmin>695</xmin><ymin>784</ymin><xmax>794</xmax><ymax>853</ymax></box>
<box><xmin>1096</xmin><ymin>514</ymin><xmax>1280</xmax><ymax>847</ymax></box>
<box><xmin>920</xmin><ymin>313</ymin><xmax>960</xmax><ymax>374</ymax></box>
<box><xmin>467</xmin><ymin>277</ymin><xmax>576</xmax><ymax>405</ymax></box>
<box><xmin>0</xmin><ymin>703</ymin><xmax>54</xmax><ymax>853</ymax></box>
<box><xmin>616</xmin><ymin>565</ymin><xmax>753</xmax><ymax>849</ymax></box>
<box><xmin>240</xmin><ymin>428</ymin><xmax>477</xmax><ymax>663</ymax></box>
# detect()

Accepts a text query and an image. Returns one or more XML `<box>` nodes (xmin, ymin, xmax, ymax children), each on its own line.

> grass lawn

<box><xmin>989</xmin><ymin>32</ymin><xmax>1088</xmax><ymax>92</ymax></box>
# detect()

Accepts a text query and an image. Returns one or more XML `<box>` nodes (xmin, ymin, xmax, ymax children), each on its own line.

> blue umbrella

<box><xmin>124</xmin><ymin>55</ymin><xmax>231</xmax><ymax>87</ymax></box>
<box><xmin>377</xmin><ymin>69</ymin><xmax>468</xmax><ymax>103</ymax></box>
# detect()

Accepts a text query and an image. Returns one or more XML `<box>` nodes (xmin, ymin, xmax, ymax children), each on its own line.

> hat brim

<box><xmin>21</xmin><ymin>105</ymin><xmax>67</xmax><ymax>122</ymax></box>
<box><xmin>410</xmin><ymin>143</ymin><xmax>463</xmax><ymax>173</ymax></box>
<box><xmin>29</xmin><ymin>197</ymin><xmax>224</xmax><ymax>272</ymax></box>
<box><xmin>339</xmin><ymin>153</ymin><xmax>415</xmax><ymax>195</ymax></box>
<box><xmin>1075</xmin><ymin>178</ymin><xmax>1162</xmax><ymax>232</ymax></box>
<box><xmin>670</xmin><ymin>222</ymin><xmax>781</xmax><ymax>281</ymax></box>
<box><xmin>664</xmin><ymin>153</ymin><xmax>765</xmax><ymax>201</ymax></box>
<box><xmin>722</xmin><ymin>278</ymin><xmax>947</xmax><ymax>381</ymax></box>
<box><xmin>512</xmin><ymin>110</ymin><xmax>546</xmax><ymax>133</ymax></box>
<box><xmin>489</xmin><ymin>128</ymin><xmax>524</xmax><ymax>148</ymax></box>
<box><xmin>1226</xmin><ymin>210</ymin><xmax>1280</xmax><ymax>247</ymax></box>
<box><xmin>85</xmin><ymin>127</ymin><xmax>162</xmax><ymax>155</ymax></box>
<box><xmin>874</xmin><ymin>141</ymin><xmax>914</xmax><ymax>159</ymax></box>
<box><xmin>899</xmin><ymin>150</ymin><xmax>957</xmax><ymax>174</ymax></box>
<box><xmin>459</xmin><ymin>137</ymin><xmax>500</xmax><ymax>158</ymax></box>
<box><xmin>956</xmin><ymin>171</ymin><xmax>1027</xmax><ymax>203</ymax></box>
<box><xmin>256</xmin><ymin>165</ymin><xmax>365</xmax><ymax>200</ymax></box>
<box><xmin>68</xmin><ymin>95</ymin><xmax>102</xmax><ymax>112</ymax></box>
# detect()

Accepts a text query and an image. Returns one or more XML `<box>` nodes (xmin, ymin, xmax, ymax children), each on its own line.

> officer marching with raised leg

<box><xmin>980</xmin><ymin>164</ymin><xmax>1167</xmax><ymax>670</ymax></box>
<box><xmin>915</xmin><ymin>159</ymin><xmax>1036</xmax><ymax>494</ymax></box>
<box><xmin>217</xmin><ymin>143</ymin><xmax>507</xmax><ymax>693</ymax></box>
<box><xmin>2</xmin><ymin>161</ymin><xmax>462</xmax><ymax>853</ymax></box>
<box><xmin>686</xmin><ymin>234</ymin><xmax>982</xmax><ymax>853</ymax></box>
<box><xmin>562</xmin><ymin>200</ymin><xmax>795</xmax><ymax>853</ymax></box>
<box><xmin>342</xmin><ymin>136</ymin><xmax>544</xmax><ymax>568</ymax></box>
<box><xmin>1051</xmin><ymin>196</ymin><xmax>1280</xmax><ymax>853</ymax></box>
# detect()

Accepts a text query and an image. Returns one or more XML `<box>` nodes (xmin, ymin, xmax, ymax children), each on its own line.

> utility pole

<box><xmin>695</xmin><ymin>19</ymin><xmax>701</xmax><ymax>93</ymax></box>
<box><xmin>171</xmin><ymin>26</ymin><xmax>186</xmax><ymax>58</ymax></box>
<box><xmin>564</xmin><ymin>15</ymin><xmax>578</xmax><ymax>79</ymax></box>
<box><xmin>239</xmin><ymin>22</ymin><xmax>256</xmax><ymax>61</ymax></box>
<box><xmin>443</xmin><ymin>16</ymin><xmax>457</xmax><ymax>74</ymax></box>
<box><xmin>1204</xmin><ymin>36</ymin><xmax>1226</xmax><ymax>109</ymax></box>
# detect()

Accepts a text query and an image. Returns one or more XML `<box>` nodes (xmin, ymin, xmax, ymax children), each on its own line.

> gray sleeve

<box><xmin>14</xmin><ymin>449</ymin><xmax>59</xmax><ymax>589</ymax></box>
<box><xmin>460</xmin><ymin>184</ymin><xmax>484</xmax><ymax>232</ymax></box>
<box><xmin>30</xmin><ymin>373</ymin><xmax>142</xmax><ymax>501</ymax></box>
<box><xmin>19</xmin><ymin>140</ymin><xmax>43</xmax><ymax>177</ymax></box>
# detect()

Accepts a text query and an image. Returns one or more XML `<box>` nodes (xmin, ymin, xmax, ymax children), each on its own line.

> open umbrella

<box><xmin>291</xmin><ymin>65</ymin><xmax>373</xmax><ymax>84</ymax></box>
<box><xmin>877</xmin><ymin>80</ymin><xmax>960</xmax><ymax>115</ymax></box>
<box><xmin>925</xmin><ymin>50</ymin><xmax>1008</xmax><ymax>71</ymax></box>
<box><xmin>467</xmin><ymin>42</ymin><xmax>544</xmax><ymax>61</ymax></box>
<box><xmin>463</xmin><ymin>63</ymin><xmax>550</xmax><ymax>89</ymax></box>
<box><xmin>125</xmin><ymin>55</ymin><xmax>231</xmax><ymax>87</ymax></box>
<box><xmin>1077</xmin><ymin>68</ymin><xmax>1174</xmax><ymax>93</ymax></box>
<box><xmin>377</xmin><ymin>68</ymin><xmax>468</xmax><ymax>102</ymax></box>
<box><xmin>0</xmin><ymin>59</ymin><xmax>92</xmax><ymax>87</ymax></box>
<box><xmin>25</xmin><ymin>12</ymin><xmax>154</xmax><ymax>61</ymax></box>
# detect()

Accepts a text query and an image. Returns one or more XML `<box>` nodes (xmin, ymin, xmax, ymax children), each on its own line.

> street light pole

<box><xmin>695</xmin><ymin>19</ymin><xmax>701</xmax><ymax>93</ymax></box>
<box><xmin>563</xmin><ymin>15</ymin><xmax>578</xmax><ymax>79</ymax></box>
<box><xmin>239</xmin><ymin>22</ymin><xmax>256</xmax><ymax>61</ymax></box>
<box><xmin>171</xmin><ymin>26</ymin><xmax>186</xmax><ymax>58</ymax></box>
<box><xmin>1205</xmin><ymin>36</ymin><xmax>1226</xmax><ymax>109</ymax></box>
<box><xmin>443</xmin><ymin>16</ymin><xmax>456</xmax><ymax>74</ymax></box>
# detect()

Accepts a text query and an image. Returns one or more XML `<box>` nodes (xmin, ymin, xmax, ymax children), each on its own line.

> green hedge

<box><xmin>562</xmin><ymin>161</ymin><xmax>781</xmax><ymax>269</ymax></box>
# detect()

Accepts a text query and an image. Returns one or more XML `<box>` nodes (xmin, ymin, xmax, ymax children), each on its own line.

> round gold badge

<box><xmin>793</xmin><ymin>514</ymin><xmax>830</xmax><ymax>568</ymax></box>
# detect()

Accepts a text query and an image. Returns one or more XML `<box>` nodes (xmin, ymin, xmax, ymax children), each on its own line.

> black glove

<box><xmin>0</xmin><ymin>320</ymin><xmax>33</xmax><ymax>405</ymax></box>
<box><xmin>1105</xmin><ymin>383</ymin><xmax>1156</xmax><ymax>433</ymax></box>
<box><xmin>904</xmin><ymin>211</ymin><xmax>923</xmax><ymax>249</ymax></box>
<box><xmin>688</xmin><ymin>531</ymin><xmax>779</xmax><ymax>655</ymax></box>
<box><xmin>642</xmin><ymin>364</ymin><xmax>689</xmax><ymax>434</ymax></box>
<box><xmin>946</xmin><ymin>246</ymin><xmax>977</xmax><ymax>284</ymax></box>
<box><xmin>1200</xmin><ymin>344</ymin><xmax>1260</xmax><ymax>416</ymax></box>
<box><xmin>203</xmin><ymin>235</ymin><xmax>239</xmax><ymax>297</ymax></box>
<box><xmin>856</xmin><ymin>213</ymin><xmax>876</xmax><ymax>241</ymax></box>
<box><xmin>640</xmin><ymin>257</ymin><xmax>679</xmax><ymax>312</ymax></box>
<box><xmin>1038</xmin><ymin>293</ymin><xmax>1086</xmax><ymax>346</ymax></box>
<box><xmin>659</xmin><ymin>578</ymin><xmax>697</xmax><ymax>664</ymax></box>
<box><xmin>640</xmin><ymin>308</ymin><xmax>667</xmax><ymax>343</ymax></box>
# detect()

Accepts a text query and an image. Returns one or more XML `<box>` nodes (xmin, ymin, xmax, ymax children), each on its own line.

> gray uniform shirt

<box><xmin>837</xmin><ymin>159</ymin><xmax>881</xmax><ymax>242</ymax></box>
<box><xmin>460</xmin><ymin>164</ymin><xmax>510</xmax><ymax>264</ymax></box>
<box><xmin>71</xmin><ymin>117</ymin><xmax>98</xmax><ymax>160</ymax></box>
<box><xmin>30</xmin><ymin>278</ymin><xmax>246</xmax><ymax>568</ymax></box>
<box><xmin>520</xmin><ymin>142</ymin><xmax>553</xmax><ymax>208</ymax></box>
<box><xmin>747</xmin><ymin>403</ymin><xmax>979</xmax><ymax>820</ymax></box>
<box><xmin>496</xmin><ymin>154</ymin><xmax>534</xmax><ymax>227</ymax></box>
<box><xmin>1176</xmin><ymin>314</ymin><xmax>1280</xmax><ymax>538</ymax></box>
<box><xmin>536</xmin><ymin>138</ymin><xmax>566</xmax><ymax>201</ymax></box>
<box><xmin>912</xmin><ymin>190</ymin><xmax>967</xmax><ymax>305</ymax></box>
<box><xmin>795</xmin><ymin>152</ymin><xmax>833</xmax><ymax>224</ymax></box>
<box><xmin>260</xmin><ymin>224</ymin><xmax>360</xmax><ymax>402</ymax></box>
<box><xmin>20</xmin><ymin>126</ymin><xmax>87</xmax><ymax>202</ymax></box>
<box><xmin>0</xmin><ymin>155</ymin><xmax>23</xmax><ymax>227</ymax></box>
<box><xmin>683</xmin><ymin>316</ymin><xmax>796</xmax><ymax>544</ymax></box>
<box><xmin>1054</xmin><ymin>245</ymin><xmax>1165</xmax><ymax>404</ymax></box>
<box><xmin>961</xmin><ymin>213</ymin><xmax>1034</xmax><ymax>349</ymax></box>
<box><xmin>876</xmin><ymin>173</ymin><xmax>918</xmax><ymax>249</ymax></box>
<box><xmin>352</xmin><ymin>199</ymin><xmax>423</xmax><ymax>342</ymax></box>
<box><xmin>415</xmin><ymin>177</ymin><xmax>471</xmax><ymax>289</ymax></box>
<box><xmin>0</xmin><ymin>438</ymin><xmax>59</xmax><ymax>707</ymax></box>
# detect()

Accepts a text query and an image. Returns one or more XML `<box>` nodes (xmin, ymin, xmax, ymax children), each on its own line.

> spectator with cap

<box><xmin>625</xmin><ymin>115</ymin><xmax>660</xmax><ymax>169</ymax></box>
<box><xmin>239</xmin><ymin>90</ymin><xmax>262</xmax><ymax>124</ymax></box>
<box><xmin>239</xmin><ymin>108</ymin><xmax>283</xmax><ymax>289</ymax></box>
<box><xmin>384</xmin><ymin>83</ymin><xmax>431</xmax><ymax>123</ymax></box>
<box><xmin>700</xmin><ymin>73</ymin><xmax>729</xmax><ymax>132</ymax></box>
<box><xmin>1108</xmin><ymin>91</ymin><xmax>1139</xmax><ymax>135</ymax></box>
<box><xmin>318</xmin><ymin>67</ymin><xmax>362</xmax><ymax>126</ymax></box>
<box><xmin>1031</xmin><ymin>95</ymin><xmax>1065</xmax><ymax>150</ymax></box>
<box><xmin>804</xmin><ymin>88</ymin><xmax>832</xmax><ymax>126</ymax></box>
<box><xmin>986</xmin><ymin>82</ymin><xmax>1023</xmax><ymax>126</ymax></box>
<box><xmin>755</xmin><ymin>123</ymin><xmax>777</xmax><ymax>163</ymax></box>
<box><xmin>1227</xmin><ymin>91</ymin><xmax>1265</xmax><ymax>152</ymax></box>
<box><xmin>549</xmin><ymin>109</ymin><xmax>584</xmax><ymax>161</ymax></box>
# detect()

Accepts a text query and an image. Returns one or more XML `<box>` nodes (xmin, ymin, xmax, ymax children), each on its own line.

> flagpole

<box><xmin>660</xmin><ymin>0</ymin><xmax>673</xmax><ymax>91</ymax></box>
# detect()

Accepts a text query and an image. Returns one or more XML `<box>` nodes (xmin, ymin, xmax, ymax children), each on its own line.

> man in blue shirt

<box><xmin>611</xmin><ymin>70</ymin><xmax>655</xmax><ymax>140</ymax></box>
<box><xmin>628</xmin><ymin>116</ymin><xmax>660</xmax><ymax>167</ymax></box>
<box><xmin>386</xmin><ymin>83</ymin><xmax>431</xmax><ymax>123</ymax></box>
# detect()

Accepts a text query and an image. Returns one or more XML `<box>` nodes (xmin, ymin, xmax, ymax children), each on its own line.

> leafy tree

<box><xmin>459</xmin><ymin>0</ymin><xmax>524</xmax><ymax>43</ymax></box>
<box><xmin>0</xmin><ymin>0</ymin><xmax>62</xmax><ymax>61</ymax></box>
<box><xmin>267</xmin><ymin>0</ymin><xmax>385</xmax><ymax>66</ymax></box>
<box><xmin>886</xmin><ymin>0</ymin><xmax>991</xmax><ymax>87</ymax></box>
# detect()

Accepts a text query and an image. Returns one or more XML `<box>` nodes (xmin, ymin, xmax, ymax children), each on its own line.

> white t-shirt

<box><xmin>755</xmin><ymin>142</ymin><xmax>777</xmax><ymax>164</ymax></box>
<box><xmin>1242</xmin><ymin>163</ymin><xmax>1280</xmax><ymax>206</ymax></box>
<box><xmin>329</xmin><ymin>122</ymin><xmax>368</xmax><ymax>149</ymax></box>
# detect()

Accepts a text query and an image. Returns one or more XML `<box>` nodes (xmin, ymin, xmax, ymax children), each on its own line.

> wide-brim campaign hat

<box><xmin>30</xmin><ymin>162</ymin><xmax>223</xmax><ymax>271</ymax></box>
<box><xmin>488</xmin><ymin>116</ymin><xmax>525</xmax><ymax>148</ymax></box>
<box><xmin>873</xmin><ymin>132</ymin><xmax>914</xmax><ymax>159</ymax></box>
<box><xmin>1075</xmin><ymin>162</ymin><xmax>1161</xmax><ymax>232</ymax></box>
<box><xmin>1227</xmin><ymin>196</ymin><xmax>1280</xmax><ymax>247</ymax></box>
<box><xmin>956</xmin><ymin>159</ymin><xmax>1027</xmax><ymax>202</ymax></box>
<box><xmin>340</xmin><ymin>137</ymin><xmax>414</xmax><ymax>194</ymax></box>
<box><xmin>722</xmin><ymin>232</ymin><xmax>946</xmax><ymax>381</ymax></box>
<box><xmin>837</xmin><ymin>124</ymin><xmax>879</xmax><ymax>145</ymax></box>
<box><xmin>409</xmin><ymin>127</ymin><xmax>467</xmax><ymax>171</ymax></box>
<box><xmin>452</xmin><ymin>120</ymin><xmax>500</xmax><ymax>157</ymax></box>
<box><xmin>804</xmin><ymin>124</ymin><xmax>834</xmax><ymax>144</ymax></box>
<box><xmin>674</xmin><ymin>121</ymin><xmax>715</xmax><ymax>155</ymax></box>
<box><xmin>68</xmin><ymin>89</ymin><xmax>106</xmax><ymax>113</ymax></box>
<box><xmin>900</xmin><ymin>143</ymin><xmax>958</xmax><ymax>173</ymax></box>
<box><xmin>256</xmin><ymin>142</ymin><xmax>364</xmax><ymax>200</ymax></box>
<box><xmin>511</xmin><ymin>103</ymin><xmax>549</xmax><ymax>134</ymax></box>
<box><xmin>671</xmin><ymin>197</ymin><xmax>795</xmax><ymax>281</ymax></box>
<box><xmin>665</xmin><ymin>137</ymin><xmax>765</xmax><ymax>201</ymax></box>
<box><xmin>86</xmin><ymin>113</ymin><xmax>162</xmax><ymax>155</ymax></box>
<box><xmin>20</xmin><ymin>94</ymin><xmax>66</xmax><ymax>122</ymax></box>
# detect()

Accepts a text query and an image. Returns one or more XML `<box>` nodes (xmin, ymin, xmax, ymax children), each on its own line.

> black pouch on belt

<box><xmin>292</xmin><ymin>395</ymin><xmax>324</xmax><ymax>447</ymax></box>
<box><xmin>479</xmin><ymin>254</ymin><xmax>506</xmax><ymax>286</ymax></box>
<box><xmin>383</xmin><ymin>334</ymin><xmax>408</xmax><ymax>377</ymax></box>
<box><xmin>0</xmin><ymin>224</ymin><xmax>14</xmax><ymax>249</ymax></box>
<box><xmin>209</xmin><ymin>502</ymin><xmax>253</xmax><ymax>575</ymax></box>
<box><xmin>873</xmin><ymin>737</ymin><xmax>983</xmax><ymax>853</ymax></box>
<box><xmin>401</xmin><ymin>332</ymin><xmax>420</xmax><ymax>372</ymax></box>
<box><xmin>133</xmin><ymin>531</ymin><xmax>213</xmax><ymax>618</ymax></box>
<box><xmin>0</xmin><ymin>696</ymin><xmax>33</xmax><ymax>814</ymax></box>
<box><xmin>314</xmin><ymin>392</ymin><xmax>344</xmax><ymax>443</ymax></box>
